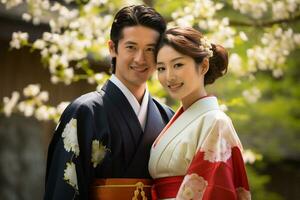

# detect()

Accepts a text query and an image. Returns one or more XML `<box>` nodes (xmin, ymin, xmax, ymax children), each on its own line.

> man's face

<box><xmin>109</xmin><ymin>25</ymin><xmax>160</xmax><ymax>90</ymax></box>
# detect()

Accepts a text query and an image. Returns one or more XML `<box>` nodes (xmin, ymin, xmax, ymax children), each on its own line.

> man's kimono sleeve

<box><xmin>176</xmin><ymin>115</ymin><xmax>251</xmax><ymax>200</ymax></box>
<box><xmin>44</xmin><ymin>101</ymin><xmax>108</xmax><ymax>200</ymax></box>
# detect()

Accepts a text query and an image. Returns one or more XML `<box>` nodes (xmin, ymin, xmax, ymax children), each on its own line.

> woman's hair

<box><xmin>157</xmin><ymin>27</ymin><xmax>228</xmax><ymax>85</ymax></box>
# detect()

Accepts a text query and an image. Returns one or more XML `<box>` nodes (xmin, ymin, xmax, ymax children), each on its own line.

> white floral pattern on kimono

<box><xmin>62</xmin><ymin>118</ymin><xmax>79</xmax><ymax>156</ymax></box>
<box><xmin>177</xmin><ymin>173</ymin><xmax>207</xmax><ymax>200</ymax></box>
<box><xmin>91</xmin><ymin>140</ymin><xmax>108</xmax><ymax>168</ymax></box>
<box><xmin>64</xmin><ymin>161</ymin><xmax>78</xmax><ymax>190</ymax></box>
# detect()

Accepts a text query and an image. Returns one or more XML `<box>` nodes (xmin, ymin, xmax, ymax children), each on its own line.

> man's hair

<box><xmin>110</xmin><ymin>5</ymin><xmax>166</xmax><ymax>73</ymax></box>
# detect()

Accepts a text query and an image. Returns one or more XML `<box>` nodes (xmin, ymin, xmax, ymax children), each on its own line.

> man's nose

<box><xmin>134</xmin><ymin>50</ymin><xmax>146</xmax><ymax>65</ymax></box>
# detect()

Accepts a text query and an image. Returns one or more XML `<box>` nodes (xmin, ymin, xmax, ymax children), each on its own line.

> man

<box><xmin>44</xmin><ymin>5</ymin><xmax>173</xmax><ymax>200</ymax></box>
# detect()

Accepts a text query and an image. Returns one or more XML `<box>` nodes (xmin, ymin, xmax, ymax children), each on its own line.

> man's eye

<box><xmin>126</xmin><ymin>46</ymin><xmax>136</xmax><ymax>50</ymax></box>
<box><xmin>146</xmin><ymin>47</ymin><xmax>155</xmax><ymax>52</ymax></box>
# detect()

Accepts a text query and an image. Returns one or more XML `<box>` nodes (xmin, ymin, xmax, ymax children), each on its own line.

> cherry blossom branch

<box><xmin>229</xmin><ymin>14</ymin><xmax>300</xmax><ymax>27</ymax></box>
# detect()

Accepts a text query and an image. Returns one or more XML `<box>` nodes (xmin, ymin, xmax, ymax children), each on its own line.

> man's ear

<box><xmin>108</xmin><ymin>40</ymin><xmax>117</xmax><ymax>57</ymax></box>
<box><xmin>200</xmin><ymin>58</ymin><xmax>209</xmax><ymax>75</ymax></box>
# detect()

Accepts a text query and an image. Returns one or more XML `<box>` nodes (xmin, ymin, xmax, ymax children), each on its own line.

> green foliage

<box><xmin>247</xmin><ymin>164</ymin><xmax>283</xmax><ymax>200</ymax></box>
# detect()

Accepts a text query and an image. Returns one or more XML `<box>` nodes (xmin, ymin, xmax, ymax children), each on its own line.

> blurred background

<box><xmin>0</xmin><ymin>0</ymin><xmax>299</xmax><ymax>199</ymax></box>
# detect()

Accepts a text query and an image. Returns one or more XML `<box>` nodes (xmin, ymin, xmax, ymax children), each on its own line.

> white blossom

<box><xmin>50</xmin><ymin>75</ymin><xmax>59</xmax><ymax>84</ymax></box>
<box><xmin>239</xmin><ymin>31</ymin><xmax>248</xmax><ymax>41</ymax></box>
<box><xmin>229</xmin><ymin>53</ymin><xmax>245</xmax><ymax>76</ymax></box>
<box><xmin>18</xmin><ymin>101</ymin><xmax>35</xmax><ymax>117</ymax></box>
<box><xmin>273</xmin><ymin>68</ymin><xmax>284</xmax><ymax>78</ymax></box>
<box><xmin>232</xmin><ymin>0</ymin><xmax>268</xmax><ymax>19</ymax></box>
<box><xmin>247</xmin><ymin>27</ymin><xmax>300</xmax><ymax>76</ymax></box>
<box><xmin>23</xmin><ymin>84</ymin><xmax>40</xmax><ymax>97</ymax></box>
<box><xmin>272</xmin><ymin>0</ymin><xmax>300</xmax><ymax>20</ymax></box>
<box><xmin>170</xmin><ymin>0</ymin><xmax>223</xmax><ymax>29</ymax></box>
<box><xmin>42</xmin><ymin>32</ymin><xmax>52</xmax><ymax>41</ymax></box>
<box><xmin>49</xmin><ymin>45</ymin><xmax>59</xmax><ymax>54</ymax></box>
<box><xmin>243</xmin><ymin>149</ymin><xmax>262</xmax><ymax>164</ymax></box>
<box><xmin>242</xmin><ymin>87</ymin><xmax>261</xmax><ymax>103</ymax></box>
<box><xmin>2</xmin><ymin>0</ymin><xmax>114</xmax><ymax>87</ymax></box>
<box><xmin>209</xmin><ymin>18</ymin><xmax>236</xmax><ymax>49</ymax></box>
<box><xmin>35</xmin><ymin>105</ymin><xmax>50</xmax><ymax>120</ymax></box>
<box><xmin>64</xmin><ymin>162</ymin><xmax>78</xmax><ymax>190</ymax></box>
<box><xmin>1</xmin><ymin>0</ymin><xmax>22</xmax><ymax>9</ymax></box>
<box><xmin>47</xmin><ymin>107</ymin><xmax>57</xmax><ymax>118</ymax></box>
<box><xmin>10</xmin><ymin>31</ymin><xmax>29</xmax><ymax>49</ymax></box>
<box><xmin>243</xmin><ymin>149</ymin><xmax>256</xmax><ymax>164</ymax></box>
<box><xmin>36</xmin><ymin>91</ymin><xmax>49</xmax><ymax>102</ymax></box>
<box><xmin>62</xmin><ymin>118</ymin><xmax>79</xmax><ymax>156</ymax></box>
<box><xmin>62</xmin><ymin>68</ymin><xmax>74</xmax><ymax>85</ymax></box>
<box><xmin>22</xmin><ymin>13</ymin><xmax>32</xmax><ymax>22</ymax></box>
<box><xmin>49</xmin><ymin>54</ymin><xmax>69</xmax><ymax>73</ymax></box>
<box><xmin>33</xmin><ymin>39</ymin><xmax>46</xmax><ymax>49</ymax></box>
<box><xmin>3</xmin><ymin>91</ymin><xmax>20</xmax><ymax>117</ymax></box>
<box><xmin>56</xmin><ymin>101</ymin><xmax>70</xmax><ymax>115</ymax></box>
<box><xmin>175</xmin><ymin>15</ymin><xmax>194</xmax><ymax>27</ymax></box>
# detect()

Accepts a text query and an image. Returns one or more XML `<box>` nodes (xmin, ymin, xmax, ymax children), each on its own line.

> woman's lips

<box><xmin>168</xmin><ymin>82</ymin><xmax>184</xmax><ymax>91</ymax></box>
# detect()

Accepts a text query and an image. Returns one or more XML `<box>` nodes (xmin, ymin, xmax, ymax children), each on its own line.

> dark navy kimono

<box><xmin>44</xmin><ymin>80</ymin><xmax>174</xmax><ymax>200</ymax></box>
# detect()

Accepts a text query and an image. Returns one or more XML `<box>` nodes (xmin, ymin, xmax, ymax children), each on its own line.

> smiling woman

<box><xmin>157</xmin><ymin>45</ymin><xmax>207</xmax><ymax>110</ymax></box>
<box><xmin>149</xmin><ymin>27</ymin><xmax>251</xmax><ymax>200</ymax></box>
<box><xmin>156</xmin><ymin>27</ymin><xmax>227</xmax><ymax>110</ymax></box>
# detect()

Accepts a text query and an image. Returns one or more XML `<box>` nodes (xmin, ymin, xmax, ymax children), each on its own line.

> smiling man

<box><xmin>44</xmin><ymin>5</ymin><xmax>174</xmax><ymax>200</ymax></box>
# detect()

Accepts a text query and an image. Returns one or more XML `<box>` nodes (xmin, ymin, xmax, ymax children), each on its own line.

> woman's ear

<box><xmin>108</xmin><ymin>40</ymin><xmax>117</xmax><ymax>57</ymax></box>
<box><xmin>200</xmin><ymin>58</ymin><xmax>209</xmax><ymax>75</ymax></box>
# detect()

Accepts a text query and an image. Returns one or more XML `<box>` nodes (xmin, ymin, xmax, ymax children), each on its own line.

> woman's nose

<box><xmin>166</xmin><ymin>69</ymin><xmax>176</xmax><ymax>82</ymax></box>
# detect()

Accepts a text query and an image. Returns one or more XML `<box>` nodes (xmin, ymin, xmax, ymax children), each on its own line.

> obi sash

<box><xmin>151</xmin><ymin>176</ymin><xmax>184</xmax><ymax>200</ymax></box>
<box><xmin>90</xmin><ymin>178</ymin><xmax>152</xmax><ymax>200</ymax></box>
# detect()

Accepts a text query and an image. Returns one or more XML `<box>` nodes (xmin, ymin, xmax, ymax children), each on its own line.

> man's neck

<box><xmin>111</xmin><ymin>74</ymin><xmax>146</xmax><ymax>104</ymax></box>
<box><xmin>126</xmin><ymin>83</ymin><xmax>146</xmax><ymax>104</ymax></box>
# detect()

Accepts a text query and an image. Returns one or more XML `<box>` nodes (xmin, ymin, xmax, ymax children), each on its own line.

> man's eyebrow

<box><xmin>124</xmin><ymin>41</ymin><xmax>156</xmax><ymax>47</ymax></box>
<box><xmin>124</xmin><ymin>41</ymin><xmax>137</xmax><ymax>45</ymax></box>
<box><xmin>146</xmin><ymin>43</ymin><xmax>156</xmax><ymax>47</ymax></box>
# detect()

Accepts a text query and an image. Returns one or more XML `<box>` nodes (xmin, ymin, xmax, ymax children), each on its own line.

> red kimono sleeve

<box><xmin>176</xmin><ymin>118</ymin><xmax>251</xmax><ymax>200</ymax></box>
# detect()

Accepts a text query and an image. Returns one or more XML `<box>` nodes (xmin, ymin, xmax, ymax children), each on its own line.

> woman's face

<box><xmin>156</xmin><ymin>45</ymin><xmax>206</xmax><ymax>106</ymax></box>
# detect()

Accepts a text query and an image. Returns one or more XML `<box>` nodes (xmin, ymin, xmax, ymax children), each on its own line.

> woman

<box><xmin>149</xmin><ymin>27</ymin><xmax>251</xmax><ymax>200</ymax></box>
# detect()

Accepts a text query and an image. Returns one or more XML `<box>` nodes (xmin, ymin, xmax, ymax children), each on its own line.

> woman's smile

<box><xmin>168</xmin><ymin>82</ymin><xmax>184</xmax><ymax>92</ymax></box>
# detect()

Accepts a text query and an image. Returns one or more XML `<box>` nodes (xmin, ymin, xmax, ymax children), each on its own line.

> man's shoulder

<box><xmin>62</xmin><ymin>91</ymin><xmax>105</xmax><ymax>117</ymax></box>
<box><xmin>151</xmin><ymin>97</ymin><xmax>174</xmax><ymax>120</ymax></box>
<box><xmin>72</xmin><ymin>91</ymin><xmax>103</xmax><ymax>106</ymax></box>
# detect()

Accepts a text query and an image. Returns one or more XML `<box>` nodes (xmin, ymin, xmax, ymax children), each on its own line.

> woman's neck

<box><xmin>181</xmin><ymin>89</ymin><xmax>207</xmax><ymax>110</ymax></box>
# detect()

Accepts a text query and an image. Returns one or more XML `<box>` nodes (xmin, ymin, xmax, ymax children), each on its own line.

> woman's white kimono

<box><xmin>149</xmin><ymin>96</ymin><xmax>251</xmax><ymax>200</ymax></box>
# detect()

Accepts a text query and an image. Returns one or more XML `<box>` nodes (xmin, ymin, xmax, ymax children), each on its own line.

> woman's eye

<box><xmin>157</xmin><ymin>66</ymin><xmax>165</xmax><ymax>72</ymax></box>
<box><xmin>174</xmin><ymin>63</ymin><xmax>183</xmax><ymax>68</ymax></box>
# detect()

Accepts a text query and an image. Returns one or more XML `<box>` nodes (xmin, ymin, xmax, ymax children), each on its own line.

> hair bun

<box><xmin>205</xmin><ymin>44</ymin><xmax>228</xmax><ymax>85</ymax></box>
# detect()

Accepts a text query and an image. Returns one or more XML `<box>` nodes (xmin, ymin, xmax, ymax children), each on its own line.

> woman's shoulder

<box><xmin>203</xmin><ymin>109</ymin><xmax>231</xmax><ymax>124</ymax></box>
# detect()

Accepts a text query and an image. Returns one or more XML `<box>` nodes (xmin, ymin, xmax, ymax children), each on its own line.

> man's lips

<box><xmin>130</xmin><ymin>66</ymin><xmax>148</xmax><ymax>72</ymax></box>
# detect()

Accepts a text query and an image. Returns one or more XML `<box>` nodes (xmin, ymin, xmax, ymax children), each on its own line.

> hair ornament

<box><xmin>199</xmin><ymin>37</ymin><xmax>213</xmax><ymax>58</ymax></box>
